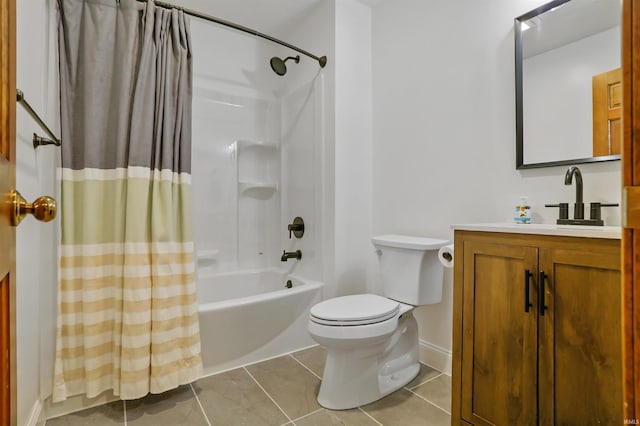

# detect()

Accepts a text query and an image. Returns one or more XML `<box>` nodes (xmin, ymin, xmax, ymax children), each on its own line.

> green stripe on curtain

<box><xmin>60</xmin><ymin>176</ymin><xmax>193</xmax><ymax>244</ymax></box>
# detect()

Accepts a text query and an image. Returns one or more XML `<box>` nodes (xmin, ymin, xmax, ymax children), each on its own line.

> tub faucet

<box><xmin>564</xmin><ymin>166</ymin><xmax>584</xmax><ymax>219</ymax></box>
<box><xmin>281</xmin><ymin>250</ymin><xmax>302</xmax><ymax>262</ymax></box>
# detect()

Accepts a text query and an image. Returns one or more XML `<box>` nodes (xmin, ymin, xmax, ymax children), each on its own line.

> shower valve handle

<box><xmin>287</xmin><ymin>217</ymin><xmax>305</xmax><ymax>239</ymax></box>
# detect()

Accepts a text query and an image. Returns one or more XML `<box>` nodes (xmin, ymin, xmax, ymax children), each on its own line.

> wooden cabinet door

<box><xmin>460</xmin><ymin>240</ymin><xmax>538</xmax><ymax>426</ymax></box>
<box><xmin>538</xmin><ymin>246</ymin><xmax>622</xmax><ymax>425</ymax></box>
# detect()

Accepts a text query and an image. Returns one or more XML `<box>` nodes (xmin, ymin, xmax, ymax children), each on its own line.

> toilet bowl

<box><xmin>307</xmin><ymin>235</ymin><xmax>447</xmax><ymax>410</ymax></box>
<box><xmin>308</xmin><ymin>294</ymin><xmax>419</xmax><ymax>410</ymax></box>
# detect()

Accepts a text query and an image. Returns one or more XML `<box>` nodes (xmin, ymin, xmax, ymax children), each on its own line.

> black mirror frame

<box><xmin>515</xmin><ymin>0</ymin><xmax>622</xmax><ymax>169</ymax></box>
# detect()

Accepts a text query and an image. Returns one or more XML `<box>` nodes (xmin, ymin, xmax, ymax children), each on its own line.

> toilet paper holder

<box><xmin>438</xmin><ymin>244</ymin><xmax>454</xmax><ymax>268</ymax></box>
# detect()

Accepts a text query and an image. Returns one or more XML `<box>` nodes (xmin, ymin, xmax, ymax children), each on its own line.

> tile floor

<box><xmin>45</xmin><ymin>346</ymin><xmax>451</xmax><ymax>426</ymax></box>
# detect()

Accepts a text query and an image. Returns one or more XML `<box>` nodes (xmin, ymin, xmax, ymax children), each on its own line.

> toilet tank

<box><xmin>372</xmin><ymin>235</ymin><xmax>448</xmax><ymax>305</ymax></box>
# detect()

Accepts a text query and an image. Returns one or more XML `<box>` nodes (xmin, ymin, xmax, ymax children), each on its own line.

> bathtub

<box><xmin>196</xmin><ymin>268</ymin><xmax>324</xmax><ymax>376</ymax></box>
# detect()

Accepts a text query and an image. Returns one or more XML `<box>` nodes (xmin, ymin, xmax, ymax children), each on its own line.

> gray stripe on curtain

<box><xmin>58</xmin><ymin>0</ymin><xmax>192</xmax><ymax>173</ymax></box>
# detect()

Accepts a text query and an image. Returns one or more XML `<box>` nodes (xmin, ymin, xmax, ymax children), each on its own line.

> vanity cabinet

<box><xmin>452</xmin><ymin>230</ymin><xmax>621</xmax><ymax>426</ymax></box>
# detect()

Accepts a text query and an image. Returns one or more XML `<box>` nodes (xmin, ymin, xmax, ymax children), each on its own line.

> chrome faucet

<box><xmin>281</xmin><ymin>250</ymin><xmax>302</xmax><ymax>262</ymax></box>
<box><xmin>564</xmin><ymin>166</ymin><xmax>584</xmax><ymax>220</ymax></box>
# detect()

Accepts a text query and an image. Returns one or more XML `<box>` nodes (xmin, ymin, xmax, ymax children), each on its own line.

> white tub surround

<box><xmin>451</xmin><ymin>223</ymin><xmax>621</xmax><ymax>239</ymax></box>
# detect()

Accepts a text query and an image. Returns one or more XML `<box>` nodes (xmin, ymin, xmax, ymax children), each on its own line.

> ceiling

<box><xmin>164</xmin><ymin>0</ymin><xmax>327</xmax><ymax>35</ymax></box>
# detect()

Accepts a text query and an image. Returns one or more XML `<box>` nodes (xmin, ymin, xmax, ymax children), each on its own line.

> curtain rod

<box><xmin>16</xmin><ymin>89</ymin><xmax>62</xmax><ymax>148</ymax></box>
<box><xmin>138</xmin><ymin>0</ymin><xmax>328</xmax><ymax>69</ymax></box>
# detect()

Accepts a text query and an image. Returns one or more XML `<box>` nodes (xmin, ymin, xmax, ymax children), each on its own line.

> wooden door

<box><xmin>622</xmin><ymin>0</ymin><xmax>640</xmax><ymax>420</ymax></box>
<box><xmin>593</xmin><ymin>68</ymin><xmax>622</xmax><ymax>156</ymax></box>
<box><xmin>459</xmin><ymin>240</ymin><xmax>538</xmax><ymax>426</ymax></box>
<box><xmin>0</xmin><ymin>0</ymin><xmax>16</xmax><ymax>424</ymax></box>
<box><xmin>538</xmin><ymin>245</ymin><xmax>622</xmax><ymax>425</ymax></box>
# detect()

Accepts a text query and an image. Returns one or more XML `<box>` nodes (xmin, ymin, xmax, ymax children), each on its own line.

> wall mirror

<box><xmin>515</xmin><ymin>0</ymin><xmax>622</xmax><ymax>169</ymax></box>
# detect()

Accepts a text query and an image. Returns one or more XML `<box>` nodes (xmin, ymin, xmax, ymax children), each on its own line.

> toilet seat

<box><xmin>310</xmin><ymin>294</ymin><xmax>399</xmax><ymax>326</ymax></box>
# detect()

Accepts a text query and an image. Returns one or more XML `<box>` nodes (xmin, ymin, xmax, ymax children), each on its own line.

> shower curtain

<box><xmin>53</xmin><ymin>0</ymin><xmax>202</xmax><ymax>402</ymax></box>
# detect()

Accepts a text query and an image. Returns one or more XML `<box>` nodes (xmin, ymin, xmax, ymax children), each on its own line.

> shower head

<box><xmin>270</xmin><ymin>55</ymin><xmax>300</xmax><ymax>76</ymax></box>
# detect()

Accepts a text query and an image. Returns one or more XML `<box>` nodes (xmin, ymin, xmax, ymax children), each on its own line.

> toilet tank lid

<box><xmin>372</xmin><ymin>234</ymin><xmax>448</xmax><ymax>250</ymax></box>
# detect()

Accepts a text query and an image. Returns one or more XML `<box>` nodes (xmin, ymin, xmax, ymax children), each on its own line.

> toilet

<box><xmin>307</xmin><ymin>234</ymin><xmax>448</xmax><ymax>410</ymax></box>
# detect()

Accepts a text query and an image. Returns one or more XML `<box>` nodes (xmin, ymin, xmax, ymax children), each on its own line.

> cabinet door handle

<box><xmin>539</xmin><ymin>271</ymin><xmax>548</xmax><ymax>315</ymax></box>
<box><xmin>524</xmin><ymin>269</ymin><xmax>533</xmax><ymax>312</ymax></box>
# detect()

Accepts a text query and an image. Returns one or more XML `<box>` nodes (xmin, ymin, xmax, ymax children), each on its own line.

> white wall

<box><xmin>371</xmin><ymin>0</ymin><xmax>621</xmax><ymax>367</ymax></box>
<box><xmin>16</xmin><ymin>0</ymin><xmax>59</xmax><ymax>424</ymax></box>
<box><xmin>333</xmin><ymin>0</ymin><xmax>375</xmax><ymax>297</ymax></box>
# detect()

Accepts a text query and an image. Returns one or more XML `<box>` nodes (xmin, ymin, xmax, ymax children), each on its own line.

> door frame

<box><xmin>622</xmin><ymin>0</ymin><xmax>640</xmax><ymax>419</ymax></box>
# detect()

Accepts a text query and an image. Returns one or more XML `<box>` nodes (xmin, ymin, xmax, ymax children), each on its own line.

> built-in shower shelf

<box><xmin>197</xmin><ymin>249</ymin><xmax>220</xmax><ymax>260</ymax></box>
<box><xmin>196</xmin><ymin>249</ymin><xmax>219</xmax><ymax>269</ymax></box>
<box><xmin>239</xmin><ymin>181</ymin><xmax>278</xmax><ymax>198</ymax></box>
<box><xmin>235</xmin><ymin>140</ymin><xmax>278</xmax><ymax>150</ymax></box>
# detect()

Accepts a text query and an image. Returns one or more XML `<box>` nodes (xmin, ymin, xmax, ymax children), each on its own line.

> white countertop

<box><xmin>451</xmin><ymin>223</ymin><xmax>621</xmax><ymax>239</ymax></box>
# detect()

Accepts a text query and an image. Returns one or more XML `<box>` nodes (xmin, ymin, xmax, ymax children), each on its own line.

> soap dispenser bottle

<box><xmin>514</xmin><ymin>196</ymin><xmax>531</xmax><ymax>224</ymax></box>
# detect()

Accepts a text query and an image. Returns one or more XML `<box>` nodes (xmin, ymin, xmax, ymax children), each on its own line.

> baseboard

<box><xmin>25</xmin><ymin>399</ymin><xmax>43</xmax><ymax>426</ymax></box>
<box><xmin>419</xmin><ymin>339</ymin><xmax>452</xmax><ymax>376</ymax></box>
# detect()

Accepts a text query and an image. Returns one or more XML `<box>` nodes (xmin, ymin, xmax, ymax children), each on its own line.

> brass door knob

<box><xmin>10</xmin><ymin>189</ymin><xmax>57</xmax><ymax>226</ymax></box>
